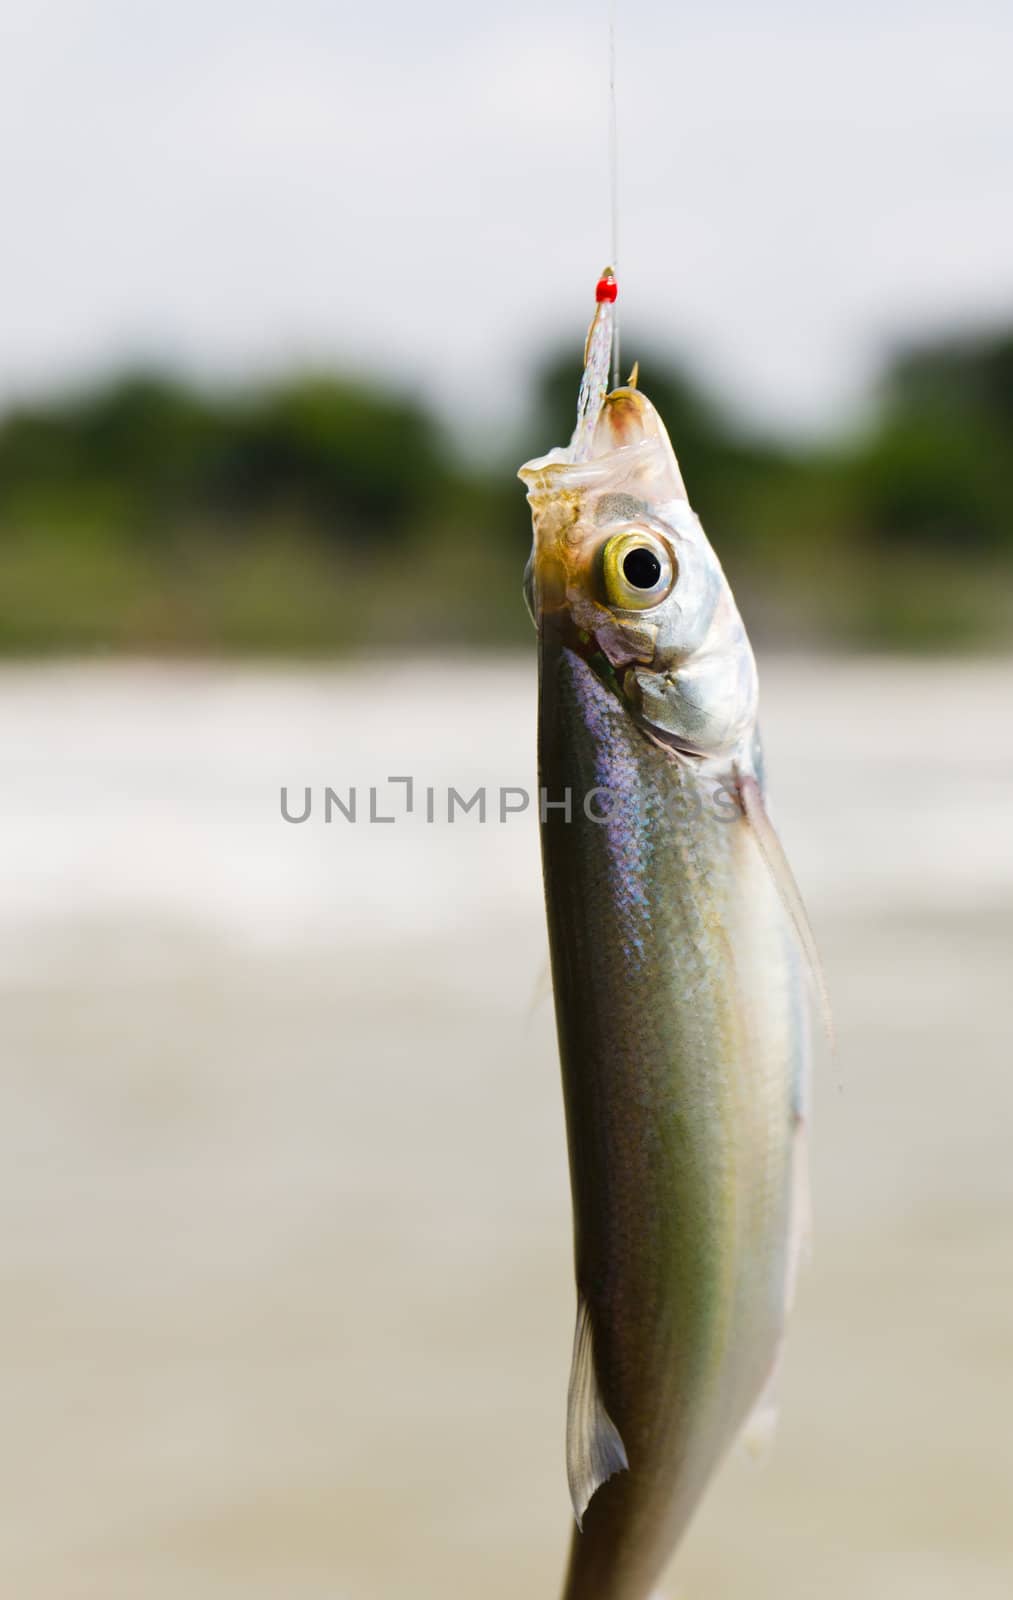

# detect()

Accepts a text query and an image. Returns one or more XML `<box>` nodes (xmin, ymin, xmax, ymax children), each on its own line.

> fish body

<box><xmin>520</xmin><ymin>372</ymin><xmax>810</xmax><ymax>1600</ymax></box>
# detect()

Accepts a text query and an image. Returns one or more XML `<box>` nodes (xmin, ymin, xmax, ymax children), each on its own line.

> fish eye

<box><xmin>601</xmin><ymin>529</ymin><xmax>676</xmax><ymax>611</ymax></box>
<box><xmin>622</xmin><ymin>547</ymin><xmax>662</xmax><ymax>589</ymax></box>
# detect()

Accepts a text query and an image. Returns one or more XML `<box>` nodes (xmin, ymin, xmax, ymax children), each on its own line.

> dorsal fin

<box><xmin>566</xmin><ymin>1294</ymin><xmax>628</xmax><ymax>1529</ymax></box>
<box><xmin>737</xmin><ymin>773</ymin><xmax>836</xmax><ymax>1059</ymax></box>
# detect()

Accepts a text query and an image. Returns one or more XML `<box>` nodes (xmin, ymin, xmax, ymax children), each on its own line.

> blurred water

<box><xmin>1</xmin><ymin>657</ymin><xmax>1012</xmax><ymax>1599</ymax></box>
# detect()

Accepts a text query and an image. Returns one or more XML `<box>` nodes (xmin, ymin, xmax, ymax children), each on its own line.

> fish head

<box><xmin>519</xmin><ymin>386</ymin><xmax>759</xmax><ymax>760</ymax></box>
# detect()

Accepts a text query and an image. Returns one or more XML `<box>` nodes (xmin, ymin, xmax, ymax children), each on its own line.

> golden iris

<box><xmin>601</xmin><ymin>529</ymin><xmax>676</xmax><ymax>611</ymax></box>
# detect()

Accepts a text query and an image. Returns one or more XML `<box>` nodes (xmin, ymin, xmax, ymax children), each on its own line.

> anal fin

<box><xmin>566</xmin><ymin>1294</ymin><xmax>628</xmax><ymax>1529</ymax></box>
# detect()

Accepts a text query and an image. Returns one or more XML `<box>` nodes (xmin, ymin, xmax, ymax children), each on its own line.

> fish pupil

<box><xmin>622</xmin><ymin>547</ymin><xmax>662</xmax><ymax>590</ymax></box>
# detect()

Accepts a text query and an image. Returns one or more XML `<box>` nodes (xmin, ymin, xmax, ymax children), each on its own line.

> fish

<box><xmin>518</xmin><ymin>279</ymin><xmax>815</xmax><ymax>1600</ymax></box>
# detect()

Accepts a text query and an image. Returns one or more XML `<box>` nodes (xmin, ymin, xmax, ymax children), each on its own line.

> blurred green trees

<box><xmin>0</xmin><ymin>327</ymin><xmax>1010</xmax><ymax>654</ymax></box>
<box><xmin>0</xmin><ymin>373</ymin><xmax>449</xmax><ymax>539</ymax></box>
<box><xmin>853</xmin><ymin>333</ymin><xmax>1013</xmax><ymax>554</ymax></box>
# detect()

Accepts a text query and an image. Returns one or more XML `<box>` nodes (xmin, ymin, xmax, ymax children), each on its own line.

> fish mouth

<box><xmin>588</xmin><ymin>388</ymin><xmax>689</xmax><ymax>501</ymax></box>
<box><xmin>591</xmin><ymin>386</ymin><xmax>665</xmax><ymax>452</ymax></box>
<box><xmin>519</xmin><ymin>383</ymin><xmax>691</xmax><ymax>627</ymax></box>
<box><xmin>518</xmin><ymin>385</ymin><xmax>688</xmax><ymax>501</ymax></box>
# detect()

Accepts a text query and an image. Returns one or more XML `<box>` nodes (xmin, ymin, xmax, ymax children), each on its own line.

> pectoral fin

<box><xmin>566</xmin><ymin>1295</ymin><xmax>628</xmax><ymax>1529</ymax></box>
<box><xmin>786</xmin><ymin>1110</ymin><xmax>813</xmax><ymax>1313</ymax></box>
<box><xmin>524</xmin><ymin>959</ymin><xmax>552</xmax><ymax>1029</ymax></box>
<box><xmin>738</xmin><ymin>1104</ymin><xmax>813</xmax><ymax>1468</ymax></box>
<box><xmin>742</xmin><ymin>1376</ymin><xmax>780</xmax><ymax>1460</ymax></box>
<box><xmin>737</xmin><ymin>772</ymin><xmax>835</xmax><ymax>1056</ymax></box>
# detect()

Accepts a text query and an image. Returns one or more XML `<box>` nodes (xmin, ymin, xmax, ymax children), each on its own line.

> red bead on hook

<box><xmin>595</xmin><ymin>272</ymin><xmax>618</xmax><ymax>304</ymax></box>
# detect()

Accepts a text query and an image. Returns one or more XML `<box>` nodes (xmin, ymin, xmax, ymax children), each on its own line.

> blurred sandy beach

<box><xmin>2</xmin><ymin>655</ymin><xmax>1012</xmax><ymax>1599</ymax></box>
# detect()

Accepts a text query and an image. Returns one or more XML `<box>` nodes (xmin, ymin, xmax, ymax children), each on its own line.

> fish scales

<box><xmin>541</xmin><ymin>637</ymin><xmax>799</xmax><ymax>1599</ymax></box>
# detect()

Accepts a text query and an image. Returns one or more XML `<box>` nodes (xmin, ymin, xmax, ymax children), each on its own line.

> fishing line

<box><xmin>608</xmin><ymin>0</ymin><xmax>620</xmax><ymax>388</ymax></box>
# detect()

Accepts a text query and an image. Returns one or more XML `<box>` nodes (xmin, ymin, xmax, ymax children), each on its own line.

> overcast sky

<box><xmin>2</xmin><ymin>0</ymin><xmax>1012</xmax><ymax>438</ymax></box>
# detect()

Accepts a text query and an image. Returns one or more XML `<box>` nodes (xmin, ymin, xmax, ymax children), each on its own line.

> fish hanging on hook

<box><xmin>520</xmin><ymin>271</ymin><xmax>825</xmax><ymax>1600</ymax></box>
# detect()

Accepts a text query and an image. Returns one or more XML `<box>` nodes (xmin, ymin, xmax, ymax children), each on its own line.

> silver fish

<box><xmin>519</xmin><ymin>301</ymin><xmax>816</xmax><ymax>1600</ymax></box>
